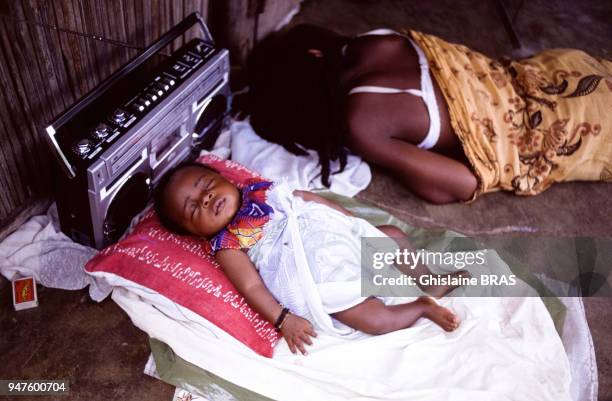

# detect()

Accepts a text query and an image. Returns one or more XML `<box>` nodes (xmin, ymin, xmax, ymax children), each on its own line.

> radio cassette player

<box><xmin>45</xmin><ymin>13</ymin><xmax>230</xmax><ymax>249</ymax></box>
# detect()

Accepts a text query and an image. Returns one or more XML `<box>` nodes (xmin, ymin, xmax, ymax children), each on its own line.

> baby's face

<box><xmin>163</xmin><ymin>166</ymin><xmax>241</xmax><ymax>238</ymax></box>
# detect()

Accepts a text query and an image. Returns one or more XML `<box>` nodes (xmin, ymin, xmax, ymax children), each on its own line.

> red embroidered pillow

<box><xmin>85</xmin><ymin>154</ymin><xmax>280</xmax><ymax>357</ymax></box>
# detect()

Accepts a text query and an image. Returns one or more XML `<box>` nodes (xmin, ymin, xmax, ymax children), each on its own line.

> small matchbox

<box><xmin>12</xmin><ymin>277</ymin><xmax>38</xmax><ymax>311</ymax></box>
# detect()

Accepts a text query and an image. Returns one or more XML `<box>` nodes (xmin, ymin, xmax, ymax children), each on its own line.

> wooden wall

<box><xmin>210</xmin><ymin>0</ymin><xmax>301</xmax><ymax>65</ymax></box>
<box><xmin>0</xmin><ymin>0</ymin><xmax>300</xmax><ymax>240</ymax></box>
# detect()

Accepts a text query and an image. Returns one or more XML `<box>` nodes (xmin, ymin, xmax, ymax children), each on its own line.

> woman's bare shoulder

<box><xmin>345</xmin><ymin>33</ymin><xmax>406</xmax><ymax>61</ymax></box>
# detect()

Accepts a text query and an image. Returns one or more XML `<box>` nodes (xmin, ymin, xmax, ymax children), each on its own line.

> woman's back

<box><xmin>340</xmin><ymin>31</ymin><xmax>465</xmax><ymax>160</ymax></box>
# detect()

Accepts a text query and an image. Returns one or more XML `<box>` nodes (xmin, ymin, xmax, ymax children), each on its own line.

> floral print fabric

<box><xmin>409</xmin><ymin>30</ymin><xmax>612</xmax><ymax>198</ymax></box>
<box><xmin>210</xmin><ymin>179</ymin><xmax>274</xmax><ymax>253</ymax></box>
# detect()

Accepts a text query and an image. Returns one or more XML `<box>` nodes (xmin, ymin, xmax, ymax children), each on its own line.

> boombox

<box><xmin>44</xmin><ymin>13</ymin><xmax>230</xmax><ymax>249</ymax></box>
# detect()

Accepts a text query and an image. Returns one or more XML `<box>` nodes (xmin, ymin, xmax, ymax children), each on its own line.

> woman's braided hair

<box><xmin>248</xmin><ymin>24</ymin><xmax>349</xmax><ymax>187</ymax></box>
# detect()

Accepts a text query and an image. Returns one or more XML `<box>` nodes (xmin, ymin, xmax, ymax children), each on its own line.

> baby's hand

<box><xmin>281</xmin><ymin>314</ymin><xmax>317</xmax><ymax>355</ymax></box>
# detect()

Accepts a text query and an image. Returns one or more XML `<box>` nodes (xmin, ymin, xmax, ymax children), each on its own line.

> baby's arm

<box><xmin>216</xmin><ymin>249</ymin><xmax>317</xmax><ymax>354</ymax></box>
<box><xmin>292</xmin><ymin>190</ymin><xmax>353</xmax><ymax>216</ymax></box>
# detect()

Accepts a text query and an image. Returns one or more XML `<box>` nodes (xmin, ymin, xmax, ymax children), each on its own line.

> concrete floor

<box><xmin>1</xmin><ymin>1</ymin><xmax>611</xmax><ymax>400</ymax></box>
<box><xmin>0</xmin><ymin>281</ymin><xmax>173</xmax><ymax>401</ymax></box>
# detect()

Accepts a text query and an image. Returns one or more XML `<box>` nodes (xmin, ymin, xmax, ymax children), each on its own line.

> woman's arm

<box><xmin>216</xmin><ymin>249</ymin><xmax>317</xmax><ymax>354</ymax></box>
<box><xmin>349</xmin><ymin>131</ymin><xmax>477</xmax><ymax>204</ymax></box>
<box><xmin>292</xmin><ymin>190</ymin><xmax>354</xmax><ymax>216</ymax></box>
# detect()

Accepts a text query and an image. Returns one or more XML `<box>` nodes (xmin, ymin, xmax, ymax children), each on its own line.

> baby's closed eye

<box><xmin>190</xmin><ymin>202</ymin><xmax>199</xmax><ymax>219</ymax></box>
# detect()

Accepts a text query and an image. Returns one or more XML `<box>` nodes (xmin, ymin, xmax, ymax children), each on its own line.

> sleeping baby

<box><xmin>154</xmin><ymin>162</ymin><xmax>469</xmax><ymax>355</ymax></box>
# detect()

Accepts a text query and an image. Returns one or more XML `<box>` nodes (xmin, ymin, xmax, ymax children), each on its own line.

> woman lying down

<box><xmin>154</xmin><ymin>162</ymin><xmax>472</xmax><ymax>355</ymax></box>
<box><xmin>248</xmin><ymin>25</ymin><xmax>612</xmax><ymax>203</ymax></box>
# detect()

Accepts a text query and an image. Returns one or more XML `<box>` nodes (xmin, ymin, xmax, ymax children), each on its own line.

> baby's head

<box><xmin>154</xmin><ymin>162</ymin><xmax>241</xmax><ymax>238</ymax></box>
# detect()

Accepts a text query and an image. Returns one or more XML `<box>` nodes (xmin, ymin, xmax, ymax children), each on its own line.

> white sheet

<box><xmin>113</xmin><ymin>285</ymin><xmax>572</xmax><ymax>401</ymax></box>
<box><xmin>229</xmin><ymin>119</ymin><xmax>371</xmax><ymax>197</ymax></box>
<box><xmin>0</xmin><ymin>203</ymin><xmax>111</xmax><ymax>301</ymax></box>
<box><xmin>537</xmin><ymin>276</ymin><xmax>599</xmax><ymax>401</ymax></box>
<box><xmin>150</xmin><ymin>281</ymin><xmax>598</xmax><ymax>401</ymax></box>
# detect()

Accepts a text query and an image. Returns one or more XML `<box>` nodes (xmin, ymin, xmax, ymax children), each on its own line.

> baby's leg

<box><xmin>376</xmin><ymin>225</ymin><xmax>470</xmax><ymax>297</ymax></box>
<box><xmin>332</xmin><ymin>297</ymin><xmax>459</xmax><ymax>334</ymax></box>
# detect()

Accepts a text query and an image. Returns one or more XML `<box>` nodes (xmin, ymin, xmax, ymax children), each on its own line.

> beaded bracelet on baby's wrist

<box><xmin>274</xmin><ymin>306</ymin><xmax>291</xmax><ymax>332</ymax></box>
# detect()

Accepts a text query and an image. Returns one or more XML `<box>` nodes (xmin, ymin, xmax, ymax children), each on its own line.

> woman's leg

<box><xmin>332</xmin><ymin>296</ymin><xmax>459</xmax><ymax>334</ymax></box>
<box><xmin>377</xmin><ymin>225</ymin><xmax>469</xmax><ymax>297</ymax></box>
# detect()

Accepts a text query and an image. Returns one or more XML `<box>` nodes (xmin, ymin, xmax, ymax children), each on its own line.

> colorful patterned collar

<box><xmin>210</xmin><ymin>180</ymin><xmax>274</xmax><ymax>253</ymax></box>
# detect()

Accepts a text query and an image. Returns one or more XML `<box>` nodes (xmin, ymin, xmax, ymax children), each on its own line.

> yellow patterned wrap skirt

<box><xmin>409</xmin><ymin>30</ymin><xmax>612</xmax><ymax>199</ymax></box>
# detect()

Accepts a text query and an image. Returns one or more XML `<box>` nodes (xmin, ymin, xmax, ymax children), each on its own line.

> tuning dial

<box><xmin>91</xmin><ymin>123</ymin><xmax>110</xmax><ymax>139</ymax></box>
<box><xmin>73</xmin><ymin>139</ymin><xmax>92</xmax><ymax>156</ymax></box>
<box><xmin>111</xmin><ymin>108</ymin><xmax>127</xmax><ymax>124</ymax></box>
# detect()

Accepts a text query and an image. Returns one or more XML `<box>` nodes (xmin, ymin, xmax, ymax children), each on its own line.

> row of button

<box><xmin>131</xmin><ymin>76</ymin><xmax>176</xmax><ymax>113</ymax></box>
<box><xmin>130</xmin><ymin>50</ymin><xmax>204</xmax><ymax>114</ymax></box>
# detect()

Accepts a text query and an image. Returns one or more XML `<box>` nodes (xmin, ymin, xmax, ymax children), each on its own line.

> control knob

<box><xmin>91</xmin><ymin>123</ymin><xmax>110</xmax><ymax>139</ymax></box>
<box><xmin>73</xmin><ymin>139</ymin><xmax>92</xmax><ymax>156</ymax></box>
<box><xmin>111</xmin><ymin>108</ymin><xmax>127</xmax><ymax>124</ymax></box>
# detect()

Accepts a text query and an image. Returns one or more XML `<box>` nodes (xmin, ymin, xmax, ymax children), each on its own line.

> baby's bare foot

<box><xmin>423</xmin><ymin>270</ymin><xmax>471</xmax><ymax>298</ymax></box>
<box><xmin>419</xmin><ymin>297</ymin><xmax>460</xmax><ymax>332</ymax></box>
